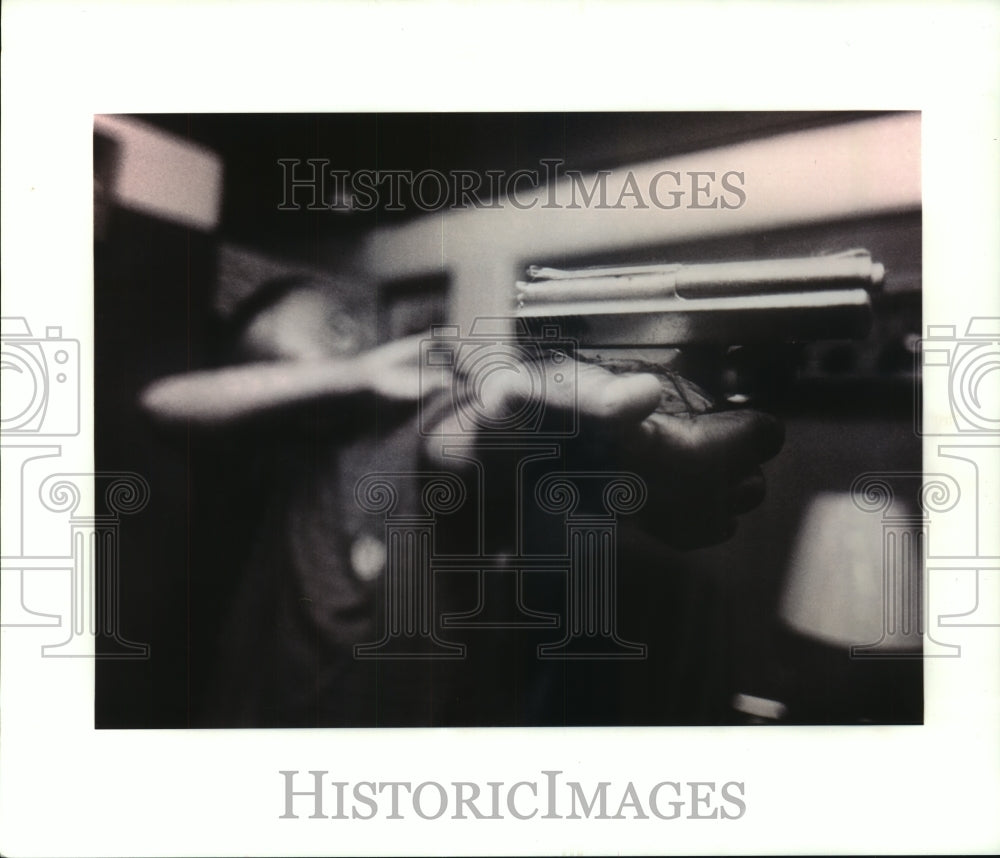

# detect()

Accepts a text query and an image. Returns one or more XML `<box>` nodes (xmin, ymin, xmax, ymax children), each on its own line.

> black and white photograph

<box><xmin>92</xmin><ymin>111</ymin><xmax>924</xmax><ymax>730</ymax></box>
<box><xmin>1</xmin><ymin>2</ymin><xmax>998</xmax><ymax>856</ymax></box>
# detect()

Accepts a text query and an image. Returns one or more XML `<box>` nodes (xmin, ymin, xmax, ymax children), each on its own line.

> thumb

<box><xmin>501</xmin><ymin>353</ymin><xmax>663</xmax><ymax>425</ymax></box>
<box><xmin>630</xmin><ymin>409</ymin><xmax>784</xmax><ymax>476</ymax></box>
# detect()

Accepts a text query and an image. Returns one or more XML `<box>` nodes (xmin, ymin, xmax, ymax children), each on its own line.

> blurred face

<box><xmin>238</xmin><ymin>286</ymin><xmax>359</xmax><ymax>361</ymax></box>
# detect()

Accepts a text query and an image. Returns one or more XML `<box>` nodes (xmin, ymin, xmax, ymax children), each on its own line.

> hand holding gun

<box><xmin>515</xmin><ymin>249</ymin><xmax>884</xmax><ymax>415</ymax></box>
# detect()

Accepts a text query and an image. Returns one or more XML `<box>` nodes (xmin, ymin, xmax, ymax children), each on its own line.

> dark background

<box><xmin>94</xmin><ymin>112</ymin><xmax>921</xmax><ymax>727</ymax></box>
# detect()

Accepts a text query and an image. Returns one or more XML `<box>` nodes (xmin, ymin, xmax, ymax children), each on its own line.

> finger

<box><xmin>629</xmin><ymin>409</ymin><xmax>784</xmax><ymax>476</ymax></box>
<box><xmin>506</xmin><ymin>355</ymin><xmax>662</xmax><ymax>424</ymax></box>
<box><xmin>477</xmin><ymin>353</ymin><xmax>663</xmax><ymax>428</ymax></box>
<box><xmin>574</xmin><ymin>364</ymin><xmax>663</xmax><ymax>424</ymax></box>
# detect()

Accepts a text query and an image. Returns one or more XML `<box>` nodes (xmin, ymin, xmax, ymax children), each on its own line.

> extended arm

<box><xmin>140</xmin><ymin>333</ymin><xmax>436</xmax><ymax>429</ymax></box>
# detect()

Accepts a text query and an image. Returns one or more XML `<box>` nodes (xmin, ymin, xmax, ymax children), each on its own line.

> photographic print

<box><xmin>2</xmin><ymin>3</ymin><xmax>997</xmax><ymax>856</ymax></box>
<box><xmin>90</xmin><ymin>111</ymin><xmax>924</xmax><ymax>729</ymax></box>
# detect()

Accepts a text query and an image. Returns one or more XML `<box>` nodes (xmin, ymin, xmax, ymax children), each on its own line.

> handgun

<box><xmin>515</xmin><ymin>249</ymin><xmax>884</xmax><ymax>415</ymax></box>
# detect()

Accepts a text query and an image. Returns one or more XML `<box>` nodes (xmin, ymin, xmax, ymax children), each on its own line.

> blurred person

<box><xmin>141</xmin><ymin>274</ymin><xmax>783</xmax><ymax>727</ymax></box>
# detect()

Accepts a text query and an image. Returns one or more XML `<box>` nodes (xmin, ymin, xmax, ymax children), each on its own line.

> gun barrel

<box><xmin>517</xmin><ymin>252</ymin><xmax>884</xmax><ymax>304</ymax></box>
<box><xmin>515</xmin><ymin>252</ymin><xmax>883</xmax><ymax>345</ymax></box>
